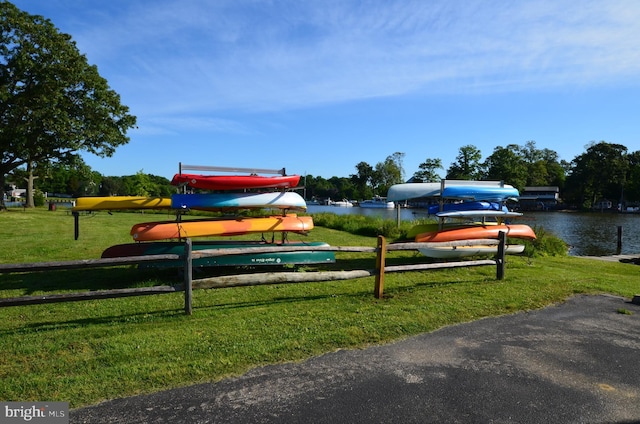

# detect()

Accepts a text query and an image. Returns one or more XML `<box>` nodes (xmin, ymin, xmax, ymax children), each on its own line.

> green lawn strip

<box><xmin>0</xmin><ymin>208</ymin><xmax>638</xmax><ymax>408</ymax></box>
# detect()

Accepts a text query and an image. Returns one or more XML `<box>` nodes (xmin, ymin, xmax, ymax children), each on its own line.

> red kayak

<box><xmin>171</xmin><ymin>173</ymin><xmax>301</xmax><ymax>190</ymax></box>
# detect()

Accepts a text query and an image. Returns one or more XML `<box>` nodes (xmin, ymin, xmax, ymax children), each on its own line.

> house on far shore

<box><xmin>519</xmin><ymin>186</ymin><xmax>561</xmax><ymax>211</ymax></box>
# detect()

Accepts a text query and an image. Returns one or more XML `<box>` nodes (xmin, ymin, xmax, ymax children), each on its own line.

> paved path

<box><xmin>71</xmin><ymin>294</ymin><xmax>640</xmax><ymax>424</ymax></box>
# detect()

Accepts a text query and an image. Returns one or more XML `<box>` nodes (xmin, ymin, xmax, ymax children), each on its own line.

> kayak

<box><xmin>73</xmin><ymin>196</ymin><xmax>172</xmax><ymax>211</ymax></box>
<box><xmin>102</xmin><ymin>240</ymin><xmax>335</xmax><ymax>268</ymax></box>
<box><xmin>172</xmin><ymin>192</ymin><xmax>307</xmax><ymax>211</ymax></box>
<box><xmin>171</xmin><ymin>173</ymin><xmax>301</xmax><ymax>190</ymax></box>
<box><xmin>130</xmin><ymin>215</ymin><xmax>314</xmax><ymax>241</ymax></box>
<box><xmin>415</xmin><ymin>224</ymin><xmax>536</xmax><ymax>243</ymax></box>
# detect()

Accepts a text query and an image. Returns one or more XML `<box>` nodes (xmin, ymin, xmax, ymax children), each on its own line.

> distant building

<box><xmin>519</xmin><ymin>186</ymin><xmax>561</xmax><ymax>211</ymax></box>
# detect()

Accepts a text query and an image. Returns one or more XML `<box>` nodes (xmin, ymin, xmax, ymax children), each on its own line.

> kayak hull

<box><xmin>415</xmin><ymin>224</ymin><xmax>536</xmax><ymax>243</ymax></box>
<box><xmin>131</xmin><ymin>215</ymin><xmax>314</xmax><ymax>241</ymax></box>
<box><xmin>171</xmin><ymin>174</ymin><xmax>301</xmax><ymax>190</ymax></box>
<box><xmin>102</xmin><ymin>241</ymin><xmax>335</xmax><ymax>268</ymax></box>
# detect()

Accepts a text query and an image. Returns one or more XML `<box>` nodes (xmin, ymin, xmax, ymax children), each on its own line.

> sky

<box><xmin>10</xmin><ymin>0</ymin><xmax>640</xmax><ymax>181</ymax></box>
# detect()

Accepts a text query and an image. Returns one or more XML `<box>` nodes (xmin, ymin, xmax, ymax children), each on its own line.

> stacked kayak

<box><xmin>77</xmin><ymin>164</ymin><xmax>333</xmax><ymax>267</ymax></box>
<box><xmin>388</xmin><ymin>180</ymin><xmax>535</xmax><ymax>259</ymax></box>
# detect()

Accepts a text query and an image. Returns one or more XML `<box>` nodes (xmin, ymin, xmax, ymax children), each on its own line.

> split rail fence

<box><xmin>0</xmin><ymin>233</ymin><xmax>508</xmax><ymax>315</ymax></box>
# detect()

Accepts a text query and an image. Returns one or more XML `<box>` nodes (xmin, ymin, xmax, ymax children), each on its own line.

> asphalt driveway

<box><xmin>71</xmin><ymin>294</ymin><xmax>640</xmax><ymax>424</ymax></box>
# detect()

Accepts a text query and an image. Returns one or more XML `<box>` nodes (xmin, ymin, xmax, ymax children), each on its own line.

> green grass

<box><xmin>0</xmin><ymin>207</ymin><xmax>638</xmax><ymax>408</ymax></box>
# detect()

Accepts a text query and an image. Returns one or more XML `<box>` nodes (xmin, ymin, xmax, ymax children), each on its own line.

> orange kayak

<box><xmin>415</xmin><ymin>224</ymin><xmax>536</xmax><ymax>243</ymax></box>
<box><xmin>131</xmin><ymin>215</ymin><xmax>314</xmax><ymax>241</ymax></box>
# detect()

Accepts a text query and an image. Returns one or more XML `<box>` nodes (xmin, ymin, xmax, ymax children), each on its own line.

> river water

<box><xmin>307</xmin><ymin>205</ymin><xmax>640</xmax><ymax>256</ymax></box>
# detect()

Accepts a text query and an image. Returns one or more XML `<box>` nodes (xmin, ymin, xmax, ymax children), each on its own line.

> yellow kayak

<box><xmin>73</xmin><ymin>196</ymin><xmax>172</xmax><ymax>211</ymax></box>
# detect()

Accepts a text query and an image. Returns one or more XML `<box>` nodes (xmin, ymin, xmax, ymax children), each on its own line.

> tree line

<box><xmin>6</xmin><ymin>140</ymin><xmax>639</xmax><ymax>211</ymax></box>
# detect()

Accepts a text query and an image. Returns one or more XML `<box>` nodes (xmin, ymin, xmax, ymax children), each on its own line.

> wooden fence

<box><xmin>0</xmin><ymin>234</ymin><xmax>507</xmax><ymax>315</ymax></box>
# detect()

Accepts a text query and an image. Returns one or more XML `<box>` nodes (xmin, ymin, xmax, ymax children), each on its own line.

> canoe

<box><xmin>427</xmin><ymin>201</ymin><xmax>508</xmax><ymax>215</ymax></box>
<box><xmin>417</xmin><ymin>244</ymin><xmax>525</xmax><ymax>259</ymax></box>
<box><xmin>130</xmin><ymin>215</ymin><xmax>314</xmax><ymax>241</ymax></box>
<box><xmin>72</xmin><ymin>196</ymin><xmax>172</xmax><ymax>211</ymax></box>
<box><xmin>102</xmin><ymin>240</ymin><xmax>335</xmax><ymax>268</ymax></box>
<box><xmin>172</xmin><ymin>192</ymin><xmax>307</xmax><ymax>211</ymax></box>
<box><xmin>440</xmin><ymin>185</ymin><xmax>520</xmax><ymax>201</ymax></box>
<box><xmin>415</xmin><ymin>224</ymin><xmax>536</xmax><ymax>243</ymax></box>
<box><xmin>171</xmin><ymin>173</ymin><xmax>301</xmax><ymax>190</ymax></box>
<box><xmin>387</xmin><ymin>183</ymin><xmax>441</xmax><ymax>202</ymax></box>
<box><xmin>386</xmin><ymin>180</ymin><xmax>514</xmax><ymax>202</ymax></box>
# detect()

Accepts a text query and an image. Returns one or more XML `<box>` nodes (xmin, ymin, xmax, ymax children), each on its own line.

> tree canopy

<box><xmin>0</xmin><ymin>1</ymin><xmax>137</xmax><ymax>207</ymax></box>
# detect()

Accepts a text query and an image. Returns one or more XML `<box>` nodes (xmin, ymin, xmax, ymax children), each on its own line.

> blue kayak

<box><xmin>172</xmin><ymin>192</ymin><xmax>307</xmax><ymax>211</ymax></box>
<box><xmin>440</xmin><ymin>185</ymin><xmax>519</xmax><ymax>201</ymax></box>
<box><xmin>427</xmin><ymin>201</ymin><xmax>508</xmax><ymax>215</ymax></box>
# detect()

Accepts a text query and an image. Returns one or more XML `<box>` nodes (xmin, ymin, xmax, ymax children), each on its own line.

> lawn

<box><xmin>0</xmin><ymin>207</ymin><xmax>638</xmax><ymax>408</ymax></box>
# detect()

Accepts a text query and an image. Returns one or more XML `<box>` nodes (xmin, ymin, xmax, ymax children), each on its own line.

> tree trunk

<box><xmin>24</xmin><ymin>161</ymin><xmax>38</xmax><ymax>208</ymax></box>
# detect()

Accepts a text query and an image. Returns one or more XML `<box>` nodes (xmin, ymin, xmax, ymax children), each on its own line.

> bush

<box><xmin>522</xmin><ymin>225</ymin><xmax>569</xmax><ymax>258</ymax></box>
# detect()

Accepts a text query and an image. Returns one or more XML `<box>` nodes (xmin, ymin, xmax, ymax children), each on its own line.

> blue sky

<box><xmin>11</xmin><ymin>0</ymin><xmax>640</xmax><ymax>181</ymax></box>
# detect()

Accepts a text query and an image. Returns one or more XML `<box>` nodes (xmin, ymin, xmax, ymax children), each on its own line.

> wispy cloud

<box><xmin>62</xmin><ymin>0</ymin><xmax>640</xmax><ymax>116</ymax></box>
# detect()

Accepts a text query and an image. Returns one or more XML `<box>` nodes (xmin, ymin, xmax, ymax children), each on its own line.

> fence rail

<box><xmin>0</xmin><ymin>234</ymin><xmax>507</xmax><ymax>314</ymax></box>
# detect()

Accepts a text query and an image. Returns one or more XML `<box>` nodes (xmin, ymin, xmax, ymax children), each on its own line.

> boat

<box><xmin>440</xmin><ymin>185</ymin><xmax>519</xmax><ymax>201</ymax></box>
<box><xmin>172</xmin><ymin>191</ymin><xmax>307</xmax><ymax>211</ymax></box>
<box><xmin>171</xmin><ymin>173</ymin><xmax>301</xmax><ymax>190</ymax></box>
<box><xmin>130</xmin><ymin>215</ymin><xmax>314</xmax><ymax>241</ymax></box>
<box><xmin>417</xmin><ymin>244</ymin><xmax>526</xmax><ymax>259</ymax></box>
<box><xmin>102</xmin><ymin>240</ymin><xmax>335</xmax><ymax>268</ymax></box>
<box><xmin>72</xmin><ymin>196</ymin><xmax>172</xmax><ymax>211</ymax></box>
<box><xmin>359</xmin><ymin>196</ymin><xmax>394</xmax><ymax>209</ymax></box>
<box><xmin>414</xmin><ymin>224</ymin><xmax>536</xmax><ymax>243</ymax></box>
<box><xmin>386</xmin><ymin>180</ymin><xmax>514</xmax><ymax>202</ymax></box>
<box><xmin>387</xmin><ymin>183</ymin><xmax>441</xmax><ymax>202</ymax></box>
<box><xmin>329</xmin><ymin>199</ymin><xmax>353</xmax><ymax>207</ymax></box>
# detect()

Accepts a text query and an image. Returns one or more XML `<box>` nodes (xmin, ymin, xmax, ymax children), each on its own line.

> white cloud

<box><xmin>52</xmin><ymin>0</ymin><xmax>640</xmax><ymax>116</ymax></box>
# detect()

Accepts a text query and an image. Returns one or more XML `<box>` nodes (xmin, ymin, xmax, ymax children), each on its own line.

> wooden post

<box><xmin>496</xmin><ymin>231</ymin><xmax>506</xmax><ymax>280</ymax></box>
<box><xmin>374</xmin><ymin>235</ymin><xmax>387</xmax><ymax>299</ymax></box>
<box><xmin>184</xmin><ymin>238</ymin><xmax>193</xmax><ymax>315</ymax></box>
<box><xmin>73</xmin><ymin>211</ymin><xmax>80</xmax><ymax>240</ymax></box>
<box><xmin>617</xmin><ymin>226</ymin><xmax>623</xmax><ymax>255</ymax></box>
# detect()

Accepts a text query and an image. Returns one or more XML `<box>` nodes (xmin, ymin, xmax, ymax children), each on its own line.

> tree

<box><xmin>412</xmin><ymin>158</ymin><xmax>443</xmax><ymax>182</ymax></box>
<box><xmin>564</xmin><ymin>141</ymin><xmax>628</xmax><ymax>209</ymax></box>
<box><xmin>372</xmin><ymin>152</ymin><xmax>405</xmax><ymax>195</ymax></box>
<box><xmin>446</xmin><ymin>145</ymin><xmax>484</xmax><ymax>180</ymax></box>
<box><xmin>350</xmin><ymin>161</ymin><xmax>374</xmax><ymax>200</ymax></box>
<box><xmin>483</xmin><ymin>145</ymin><xmax>528</xmax><ymax>189</ymax></box>
<box><xmin>0</xmin><ymin>2</ymin><xmax>137</xmax><ymax>208</ymax></box>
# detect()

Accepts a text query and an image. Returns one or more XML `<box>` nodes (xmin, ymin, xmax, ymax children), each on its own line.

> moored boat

<box><xmin>359</xmin><ymin>196</ymin><xmax>394</xmax><ymax>209</ymax></box>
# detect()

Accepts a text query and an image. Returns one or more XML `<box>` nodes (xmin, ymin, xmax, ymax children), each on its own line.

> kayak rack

<box><xmin>178</xmin><ymin>163</ymin><xmax>287</xmax><ymax>176</ymax></box>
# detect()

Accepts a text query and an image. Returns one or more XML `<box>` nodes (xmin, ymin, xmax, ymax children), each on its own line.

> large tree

<box><xmin>0</xmin><ymin>2</ymin><xmax>136</xmax><ymax>208</ymax></box>
<box><xmin>564</xmin><ymin>141</ymin><xmax>628</xmax><ymax>209</ymax></box>
<box><xmin>446</xmin><ymin>145</ymin><xmax>484</xmax><ymax>180</ymax></box>
<box><xmin>412</xmin><ymin>158</ymin><xmax>443</xmax><ymax>182</ymax></box>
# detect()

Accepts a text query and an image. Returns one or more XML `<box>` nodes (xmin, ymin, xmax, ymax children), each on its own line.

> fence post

<box><xmin>617</xmin><ymin>226</ymin><xmax>623</xmax><ymax>255</ymax></box>
<box><xmin>73</xmin><ymin>211</ymin><xmax>80</xmax><ymax>240</ymax></box>
<box><xmin>184</xmin><ymin>238</ymin><xmax>193</xmax><ymax>315</ymax></box>
<box><xmin>374</xmin><ymin>235</ymin><xmax>387</xmax><ymax>299</ymax></box>
<box><xmin>496</xmin><ymin>231</ymin><xmax>506</xmax><ymax>280</ymax></box>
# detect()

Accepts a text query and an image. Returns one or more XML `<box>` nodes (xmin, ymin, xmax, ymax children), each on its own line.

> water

<box><xmin>307</xmin><ymin>205</ymin><xmax>640</xmax><ymax>256</ymax></box>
